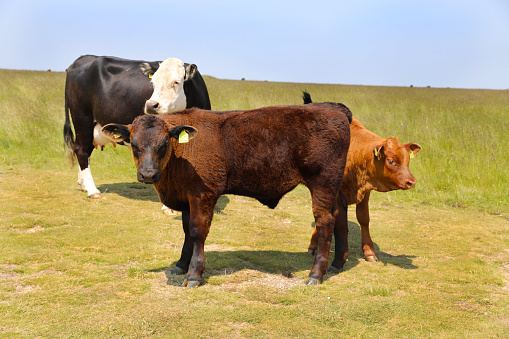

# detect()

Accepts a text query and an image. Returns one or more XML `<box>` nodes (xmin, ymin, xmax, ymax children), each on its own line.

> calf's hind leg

<box><xmin>305</xmin><ymin>187</ymin><xmax>338</xmax><ymax>285</ymax></box>
<box><xmin>329</xmin><ymin>190</ymin><xmax>349</xmax><ymax>272</ymax></box>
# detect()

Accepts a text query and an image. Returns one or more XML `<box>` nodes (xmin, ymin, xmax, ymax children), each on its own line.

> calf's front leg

<box><xmin>171</xmin><ymin>210</ymin><xmax>193</xmax><ymax>275</ymax></box>
<box><xmin>356</xmin><ymin>191</ymin><xmax>377</xmax><ymax>262</ymax></box>
<box><xmin>181</xmin><ymin>196</ymin><xmax>216</xmax><ymax>288</ymax></box>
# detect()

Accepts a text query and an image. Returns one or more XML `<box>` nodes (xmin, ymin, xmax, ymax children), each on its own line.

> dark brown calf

<box><xmin>305</xmin><ymin>94</ymin><xmax>421</xmax><ymax>269</ymax></box>
<box><xmin>103</xmin><ymin>103</ymin><xmax>352</xmax><ymax>287</ymax></box>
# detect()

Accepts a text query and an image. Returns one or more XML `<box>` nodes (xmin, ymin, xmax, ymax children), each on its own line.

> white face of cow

<box><xmin>145</xmin><ymin>58</ymin><xmax>187</xmax><ymax>114</ymax></box>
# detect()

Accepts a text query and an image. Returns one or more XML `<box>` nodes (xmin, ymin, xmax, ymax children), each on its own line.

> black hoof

<box><xmin>327</xmin><ymin>266</ymin><xmax>343</xmax><ymax>274</ymax></box>
<box><xmin>170</xmin><ymin>266</ymin><xmax>187</xmax><ymax>275</ymax></box>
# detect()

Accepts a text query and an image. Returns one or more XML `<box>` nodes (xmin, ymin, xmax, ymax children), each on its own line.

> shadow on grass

<box><xmin>99</xmin><ymin>182</ymin><xmax>160</xmax><ymax>202</ymax></box>
<box><xmin>149</xmin><ymin>250</ymin><xmax>320</xmax><ymax>286</ymax></box>
<box><xmin>149</xmin><ymin>220</ymin><xmax>417</xmax><ymax>287</ymax></box>
<box><xmin>343</xmin><ymin>220</ymin><xmax>419</xmax><ymax>272</ymax></box>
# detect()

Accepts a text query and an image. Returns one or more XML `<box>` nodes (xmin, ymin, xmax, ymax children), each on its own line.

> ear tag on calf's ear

<box><xmin>113</xmin><ymin>133</ymin><xmax>121</xmax><ymax>139</ymax></box>
<box><xmin>374</xmin><ymin>147</ymin><xmax>382</xmax><ymax>160</ymax></box>
<box><xmin>148</xmin><ymin>74</ymin><xmax>153</xmax><ymax>79</ymax></box>
<box><xmin>409</xmin><ymin>149</ymin><xmax>415</xmax><ymax>159</ymax></box>
<box><xmin>179</xmin><ymin>130</ymin><xmax>189</xmax><ymax>143</ymax></box>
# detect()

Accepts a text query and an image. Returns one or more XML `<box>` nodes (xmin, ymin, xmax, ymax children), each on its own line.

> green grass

<box><xmin>0</xmin><ymin>69</ymin><xmax>508</xmax><ymax>338</ymax></box>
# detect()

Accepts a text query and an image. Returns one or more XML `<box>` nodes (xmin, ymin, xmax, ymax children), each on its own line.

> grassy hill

<box><xmin>0</xmin><ymin>69</ymin><xmax>508</xmax><ymax>337</ymax></box>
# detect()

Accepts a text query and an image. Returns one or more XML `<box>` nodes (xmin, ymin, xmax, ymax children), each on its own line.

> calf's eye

<box><xmin>158</xmin><ymin>138</ymin><xmax>168</xmax><ymax>158</ymax></box>
<box><xmin>131</xmin><ymin>141</ymin><xmax>140</xmax><ymax>158</ymax></box>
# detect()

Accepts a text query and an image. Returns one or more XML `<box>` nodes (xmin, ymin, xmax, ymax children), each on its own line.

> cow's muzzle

<box><xmin>145</xmin><ymin>100</ymin><xmax>160</xmax><ymax>114</ymax></box>
<box><xmin>400</xmin><ymin>177</ymin><xmax>416</xmax><ymax>190</ymax></box>
<box><xmin>137</xmin><ymin>169</ymin><xmax>161</xmax><ymax>184</ymax></box>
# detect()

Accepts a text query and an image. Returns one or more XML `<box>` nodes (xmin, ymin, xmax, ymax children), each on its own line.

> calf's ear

<box><xmin>102</xmin><ymin>124</ymin><xmax>131</xmax><ymax>143</ymax></box>
<box><xmin>373</xmin><ymin>144</ymin><xmax>384</xmax><ymax>160</ymax></box>
<box><xmin>184</xmin><ymin>64</ymin><xmax>197</xmax><ymax>81</ymax></box>
<box><xmin>405</xmin><ymin>143</ymin><xmax>422</xmax><ymax>158</ymax></box>
<box><xmin>168</xmin><ymin>125</ymin><xmax>198</xmax><ymax>143</ymax></box>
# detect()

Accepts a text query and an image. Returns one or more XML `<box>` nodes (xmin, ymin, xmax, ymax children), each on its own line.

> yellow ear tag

<box><xmin>409</xmin><ymin>149</ymin><xmax>415</xmax><ymax>159</ymax></box>
<box><xmin>113</xmin><ymin>133</ymin><xmax>121</xmax><ymax>139</ymax></box>
<box><xmin>179</xmin><ymin>130</ymin><xmax>189</xmax><ymax>144</ymax></box>
<box><xmin>148</xmin><ymin>74</ymin><xmax>153</xmax><ymax>79</ymax></box>
<box><xmin>374</xmin><ymin>148</ymin><xmax>379</xmax><ymax>157</ymax></box>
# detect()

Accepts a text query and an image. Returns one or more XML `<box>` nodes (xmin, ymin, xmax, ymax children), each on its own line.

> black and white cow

<box><xmin>63</xmin><ymin>55</ymin><xmax>211</xmax><ymax>201</ymax></box>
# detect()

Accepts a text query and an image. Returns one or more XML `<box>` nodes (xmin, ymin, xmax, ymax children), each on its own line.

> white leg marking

<box><xmin>78</xmin><ymin>166</ymin><xmax>102</xmax><ymax>198</ymax></box>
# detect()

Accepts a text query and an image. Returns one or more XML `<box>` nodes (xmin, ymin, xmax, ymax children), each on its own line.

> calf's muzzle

<box><xmin>137</xmin><ymin>168</ymin><xmax>161</xmax><ymax>184</ymax></box>
<box><xmin>401</xmin><ymin>176</ymin><xmax>416</xmax><ymax>190</ymax></box>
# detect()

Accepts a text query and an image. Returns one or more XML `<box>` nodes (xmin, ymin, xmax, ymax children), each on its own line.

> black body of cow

<box><xmin>63</xmin><ymin>55</ymin><xmax>211</xmax><ymax>196</ymax></box>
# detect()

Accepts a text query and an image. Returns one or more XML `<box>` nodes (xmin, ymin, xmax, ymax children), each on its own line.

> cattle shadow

<box><xmin>339</xmin><ymin>220</ymin><xmax>418</xmax><ymax>272</ymax></box>
<box><xmin>150</xmin><ymin>250</ymin><xmax>318</xmax><ymax>287</ymax></box>
<box><xmin>149</xmin><ymin>220</ymin><xmax>417</xmax><ymax>287</ymax></box>
<box><xmin>97</xmin><ymin>182</ymin><xmax>230</xmax><ymax>214</ymax></box>
<box><xmin>99</xmin><ymin>182</ymin><xmax>160</xmax><ymax>202</ymax></box>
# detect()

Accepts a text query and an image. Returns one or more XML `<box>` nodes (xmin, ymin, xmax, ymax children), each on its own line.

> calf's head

<box><xmin>102</xmin><ymin>115</ymin><xmax>198</xmax><ymax>184</ymax></box>
<box><xmin>373</xmin><ymin>137</ymin><xmax>421</xmax><ymax>191</ymax></box>
<box><xmin>144</xmin><ymin>57</ymin><xmax>198</xmax><ymax>114</ymax></box>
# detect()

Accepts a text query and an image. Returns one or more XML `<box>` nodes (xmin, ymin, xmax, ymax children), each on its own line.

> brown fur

<box><xmin>308</xmin><ymin>117</ymin><xmax>421</xmax><ymax>264</ymax></box>
<box><xmin>103</xmin><ymin>103</ymin><xmax>352</xmax><ymax>286</ymax></box>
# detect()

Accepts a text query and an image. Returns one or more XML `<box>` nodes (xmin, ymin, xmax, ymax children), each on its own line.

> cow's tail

<box><xmin>302</xmin><ymin>91</ymin><xmax>352</xmax><ymax>124</ymax></box>
<box><xmin>63</xmin><ymin>83</ymin><xmax>76</xmax><ymax>168</ymax></box>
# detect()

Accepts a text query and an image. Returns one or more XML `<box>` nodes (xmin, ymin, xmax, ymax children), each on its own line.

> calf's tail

<box><xmin>302</xmin><ymin>91</ymin><xmax>312</xmax><ymax>104</ymax></box>
<box><xmin>63</xmin><ymin>86</ymin><xmax>76</xmax><ymax>168</ymax></box>
<box><xmin>302</xmin><ymin>91</ymin><xmax>353</xmax><ymax>124</ymax></box>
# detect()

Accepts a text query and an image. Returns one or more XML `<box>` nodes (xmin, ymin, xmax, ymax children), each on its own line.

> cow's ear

<box><xmin>405</xmin><ymin>143</ymin><xmax>421</xmax><ymax>158</ymax></box>
<box><xmin>184</xmin><ymin>64</ymin><xmax>197</xmax><ymax>81</ymax></box>
<box><xmin>102</xmin><ymin>124</ymin><xmax>131</xmax><ymax>143</ymax></box>
<box><xmin>140</xmin><ymin>62</ymin><xmax>159</xmax><ymax>78</ymax></box>
<box><xmin>168</xmin><ymin>125</ymin><xmax>198</xmax><ymax>144</ymax></box>
<box><xmin>373</xmin><ymin>144</ymin><xmax>384</xmax><ymax>160</ymax></box>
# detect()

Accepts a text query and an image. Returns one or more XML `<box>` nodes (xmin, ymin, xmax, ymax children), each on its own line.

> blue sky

<box><xmin>1</xmin><ymin>0</ymin><xmax>508</xmax><ymax>89</ymax></box>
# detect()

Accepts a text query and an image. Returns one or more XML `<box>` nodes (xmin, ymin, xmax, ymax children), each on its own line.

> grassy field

<box><xmin>0</xmin><ymin>69</ymin><xmax>508</xmax><ymax>338</ymax></box>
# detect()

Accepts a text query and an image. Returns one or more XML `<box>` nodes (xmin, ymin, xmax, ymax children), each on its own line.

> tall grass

<box><xmin>0</xmin><ymin>70</ymin><xmax>65</xmax><ymax>169</ymax></box>
<box><xmin>205</xmin><ymin>77</ymin><xmax>509</xmax><ymax>215</ymax></box>
<box><xmin>1</xmin><ymin>71</ymin><xmax>508</xmax><ymax>213</ymax></box>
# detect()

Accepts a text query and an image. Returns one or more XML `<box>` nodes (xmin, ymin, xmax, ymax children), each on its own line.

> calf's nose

<box><xmin>145</xmin><ymin>100</ymin><xmax>160</xmax><ymax>114</ymax></box>
<box><xmin>138</xmin><ymin>169</ymin><xmax>160</xmax><ymax>184</ymax></box>
<box><xmin>404</xmin><ymin>178</ymin><xmax>416</xmax><ymax>189</ymax></box>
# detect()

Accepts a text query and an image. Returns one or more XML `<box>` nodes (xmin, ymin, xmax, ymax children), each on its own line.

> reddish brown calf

<box><xmin>304</xmin><ymin>93</ymin><xmax>421</xmax><ymax>269</ymax></box>
<box><xmin>103</xmin><ymin>103</ymin><xmax>352</xmax><ymax>287</ymax></box>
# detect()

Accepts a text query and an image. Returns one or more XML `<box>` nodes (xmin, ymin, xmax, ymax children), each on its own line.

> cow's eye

<box><xmin>387</xmin><ymin>159</ymin><xmax>394</xmax><ymax>165</ymax></box>
<box><xmin>174</xmin><ymin>80</ymin><xmax>181</xmax><ymax>86</ymax></box>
